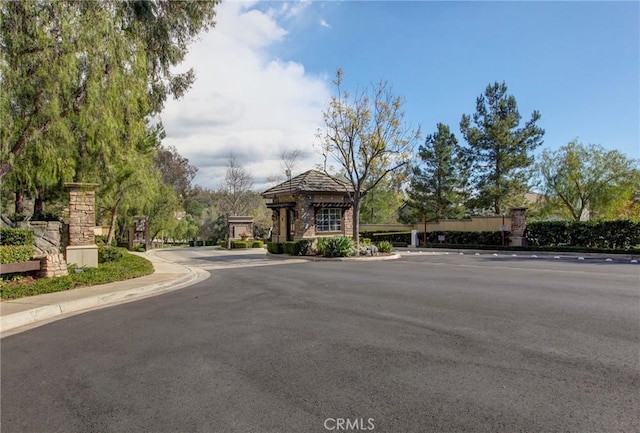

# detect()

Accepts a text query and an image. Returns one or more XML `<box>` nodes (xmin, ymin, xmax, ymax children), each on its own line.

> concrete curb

<box><xmin>265</xmin><ymin>253</ymin><xmax>401</xmax><ymax>262</ymax></box>
<box><xmin>396</xmin><ymin>247</ymin><xmax>639</xmax><ymax>262</ymax></box>
<box><xmin>1</xmin><ymin>266</ymin><xmax>201</xmax><ymax>335</ymax></box>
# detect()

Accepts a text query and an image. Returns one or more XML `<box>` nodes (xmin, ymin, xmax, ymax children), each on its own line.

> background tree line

<box><xmin>396</xmin><ymin>82</ymin><xmax>639</xmax><ymax>224</ymax></box>
<box><xmin>319</xmin><ymin>72</ymin><xmax>638</xmax><ymax>233</ymax></box>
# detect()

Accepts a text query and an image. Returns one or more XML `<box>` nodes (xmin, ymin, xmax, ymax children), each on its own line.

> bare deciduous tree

<box><xmin>317</xmin><ymin>68</ymin><xmax>421</xmax><ymax>250</ymax></box>
<box><xmin>218</xmin><ymin>154</ymin><xmax>254</xmax><ymax>217</ymax></box>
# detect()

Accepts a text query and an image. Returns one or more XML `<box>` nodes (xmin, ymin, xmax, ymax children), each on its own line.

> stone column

<box><xmin>65</xmin><ymin>183</ymin><xmax>99</xmax><ymax>267</ymax></box>
<box><xmin>509</xmin><ymin>207</ymin><xmax>527</xmax><ymax>247</ymax></box>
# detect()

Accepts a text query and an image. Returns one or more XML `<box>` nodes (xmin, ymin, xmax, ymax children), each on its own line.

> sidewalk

<box><xmin>1</xmin><ymin>250</ymin><xmax>203</xmax><ymax>336</ymax></box>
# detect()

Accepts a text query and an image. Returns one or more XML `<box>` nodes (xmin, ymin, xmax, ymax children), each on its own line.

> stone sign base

<box><xmin>66</xmin><ymin>245</ymin><xmax>98</xmax><ymax>268</ymax></box>
<box><xmin>509</xmin><ymin>236</ymin><xmax>526</xmax><ymax>247</ymax></box>
<box><xmin>40</xmin><ymin>253</ymin><xmax>69</xmax><ymax>277</ymax></box>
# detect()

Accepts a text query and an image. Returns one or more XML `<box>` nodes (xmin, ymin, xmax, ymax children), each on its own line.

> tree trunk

<box><xmin>106</xmin><ymin>199</ymin><xmax>121</xmax><ymax>245</ymax></box>
<box><xmin>14</xmin><ymin>190</ymin><xmax>24</xmax><ymax>215</ymax></box>
<box><xmin>33</xmin><ymin>186</ymin><xmax>45</xmax><ymax>215</ymax></box>
<box><xmin>352</xmin><ymin>198</ymin><xmax>361</xmax><ymax>254</ymax></box>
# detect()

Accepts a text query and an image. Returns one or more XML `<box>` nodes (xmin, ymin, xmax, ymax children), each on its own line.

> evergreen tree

<box><xmin>404</xmin><ymin>123</ymin><xmax>468</xmax><ymax>223</ymax></box>
<box><xmin>460</xmin><ymin>82</ymin><xmax>544</xmax><ymax>215</ymax></box>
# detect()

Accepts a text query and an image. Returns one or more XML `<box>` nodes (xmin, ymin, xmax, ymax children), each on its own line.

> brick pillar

<box><xmin>509</xmin><ymin>207</ymin><xmax>527</xmax><ymax>247</ymax></box>
<box><xmin>65</xmin><ymin>183</ymin><xmax>99</xmax><ymax>267</ymax></box>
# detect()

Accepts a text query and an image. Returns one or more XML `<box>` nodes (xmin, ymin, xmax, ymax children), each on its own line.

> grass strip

<box><xmin>0</xmin><ymin>251</ymin><xmax>153</xmax><ymax>300</ymax></box>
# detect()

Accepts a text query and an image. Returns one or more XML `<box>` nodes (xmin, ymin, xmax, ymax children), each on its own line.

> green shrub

<box><xmin>0</xmin><ymin>228</ymin><xmax>35</xmax><ymax>246</ymax></box>
<box><xmin>526</xmin><ymin>220</ymin><xmax>640</xmax><ymax>250</ymax></box>
<box><xmin>0</xmin><ymin>245</ymin><xmax>34</xmax><ymax>264</ymax></box>
<box><xmin>420</xmin><ymin>231</ymin><xmax>506</xmax><ymax>246</ymax></box>
<box><xmin>282</xmin><ymin>239</ymin><xmax>316</xmax><ymax>256</ymax></box>
<box><xmin>98</xmin><ymin>245</ymin><xmax>124</xmax><ymax>263</ymax></box>
<box><xmin>360</xmin><ymin>231</ymin><xmax>411</xmax><ymax>245</ymax></box>
<box><xmin>267</xmin><ymin>242</ymin><xmax>284</xmax><ymax>254</ymax></box>
<box><xmin>360</xmin><ymin>238</ymin><xmax>372</xmax><ymax>246</ymax></box>
<box><xmin>296</xmin><ymin>239</ymin><xmax>315</xmax><ymax>256</ymax></box>
<box><xmin>318</xmin><ymin>236</ymin><xmax>354</xmax><ymax>257</ymax></box>
<box><xmin>377</xmin><ymin>241</ymin><xmax>392</xmax><ymax>253</ymax></box>
<box><xmin>1</xmin><ymin>250</ymin><xmax>153</xmax><ymax>300</ymax></box>
<box><xmin>282</xmin><ymin>241</ymin><xmax>297</xmax><ymax>255</ymax></box>
<box><xmin>132</xmin><ymin>244</ymin><xmax>145</xmax><ymax>252</ymax></box>
<box><xmin>231</xmin><ymin>240</ymin><xmax>249</xmax><ymax>249</ymax></box>
<box><xmin>31</xmin><ymin>211</ymin><xmax>62</xmax><ymax>222</ymax></box>
<box><xmin>7</xmin><ymin>214</ymin><xmax>27</xmax><ymax>223</ymax></box>
<box><xmin>251</xmin><ymin>240</ymin><xmax>264</xmax><ymax>248</ymax></box>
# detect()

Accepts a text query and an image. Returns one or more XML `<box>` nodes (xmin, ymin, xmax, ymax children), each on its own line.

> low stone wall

<box><xmin>40</xmin><ymin>253</ymin><xmax>68</xmax><ymax>277</ymax></box>
<box><xmin>25</xmin><ymin>221</ymin><xmax>67</xmax><ymax>256</ymax></box>
<box><xmin>4</xmin><ymin>220</ymin><xmax>69</xmax><ymax>277</ymax></box>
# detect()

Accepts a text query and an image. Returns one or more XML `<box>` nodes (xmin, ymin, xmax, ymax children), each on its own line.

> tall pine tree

<box><xmin>404</xmin><ymin>123</ymin><xmax>468</xmax><ymax>223</ymax></box>
<box><xmin>460</xmin><ymin>82</ymin><xmax>544</xmax><ymax>215</ymax></box>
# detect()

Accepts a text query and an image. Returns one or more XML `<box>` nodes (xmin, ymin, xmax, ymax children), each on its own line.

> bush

<box><xmin>420</xmin><ymin>231</ymin><xmax>506</xmax><ymax>246</ymax></box>
<box><xmin>231</xmin><ymin>240</ymin><xmax>249</xmax><ymax>249</ymax></box>
<box><xmin>282</xmin><ymin>241</ymin><xmax>298</xmax><ymax>255</ymax></box>
<box><xmin>526</xmin><ymin>220</ymin><xmax>640</xmax><ymax>250</ymax></box>
<box><xmin>98</xmin><ymin>245</ymin><xmax>124</xmax><ymax>263</ymax></box>
<box><xmin>267</xmin><ymin>242</ymin><xmax>284</xmax><ymax>254</ymax></box>
<box><xmin>1</xmin><ymin>250</ymin><xmax>153</xmax><ymax>300</ymax></box>
<box><xmin>296</xmin><ymin>239</ymin><xmax>315</xmax><ymax>256</ymax></box>
<box><xmin>31</xmin><ymin>211</ymin><xmax>62</xmax><ymax>222</ymax></box>
<box><xmin>0</xmin><ymin>245</ymin><xmax>35</xmax><ymax>264</ymax></box>
<box><xmin>360</xmin><ymin>231</ymin><xmax>411</xmax><ymax>245</ymax></box>
<box><xmin>282</xmin><ymin>239</ymin><xmax>316</xmax><ymax>256</ymax></box>
<box><xmin>251</xmin><ymin>240</ymin><xmax>264</xmax><ymax>248</ymax></box>
<box><xmin>377</xmin><ymin>241</ymin><xmax>392</xmax><ymax>253</ymax></box>
<box><xmin>318</xmin><ymin>236</ymin><xmax>354</xmax><ymax>257</ymax></box>
<box><xmin>360</xmin><ymin>245</ymin><xmax>379</xmax><ymax>256</ymax></box>
<box><xmin>0</xmin><ymin>228</ymin><xmax>35</xmax><ymax>246</ymax></box>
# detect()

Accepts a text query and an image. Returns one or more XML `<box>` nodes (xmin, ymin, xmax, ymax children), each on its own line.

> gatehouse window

<box><xmin>316</xmin><ymin>208</ymin><xmax>342</xmax><ymax>232</ymax></box>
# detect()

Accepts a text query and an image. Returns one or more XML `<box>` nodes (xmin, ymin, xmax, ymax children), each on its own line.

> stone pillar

<box><xmin>65</xmin><ymin>183</ymin><xmax>99</xmax><ymax>267</ymax></box>
<box><xmin>509</xmin><ymin>207</ymin><xmax>527</xmax><ymax>247</ymax></box>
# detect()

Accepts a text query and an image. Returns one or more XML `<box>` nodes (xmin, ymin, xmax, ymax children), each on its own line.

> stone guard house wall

<box><xmin>262</xmin><ymin>170</ymin><xmax>356</xmax><ymax>243</ymax></box>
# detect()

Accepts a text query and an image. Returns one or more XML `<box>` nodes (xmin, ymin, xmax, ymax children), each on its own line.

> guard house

<box><xmin>261</xmin><ymin>170</ymin><xmax>355</xmax><ymax>242</ymax></box>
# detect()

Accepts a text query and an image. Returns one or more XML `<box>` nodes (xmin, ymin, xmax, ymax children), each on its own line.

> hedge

<box><xmin>282</xmin><ymin>241</ymin><xmax>297</xmax><ymax>255</ymax></box>
<box><xmin>251</xmin><ymin>240</ymin><xmax>264</xmax><ymax>248</ymax></box>
<box><xmin>231</xmin><ymin>240</ymin><xmax>249</xmax><ymax>249</ymax></box>
<box><xmin>0</xmin><ymin>228</ymin><xmax>35</xmax><ymax>246</ymax></box>
<box><xmin>360</xmin><ymin>231</ymin><xmax>411</xmax><ymax>244</ymax></box>
<box><xmin>360</xmin><ymin>230</ymin><xmax>506</xmax><ymax>246</ymax></box>
<box><xmin>0</xmin><ymin>245</ymin><xmax>34</xmax><ymax>264</ymax></box>
<box><xmin>422</xmin><ymin>231</ymin><xmax>507</xmax><ymax>246</ymax></box>
<box><xmin>267</xmin><ymin>242</ymin><xmax>284</xmax><ymax>254</ymax></box>
<box><xmin>526</xmin><ymin>220</ymin><xmax>640</xmax><ymax>250</ymax></box>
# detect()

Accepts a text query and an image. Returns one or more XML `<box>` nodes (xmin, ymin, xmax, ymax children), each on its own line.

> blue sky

<box><xmin>162</xmin><ymin>1</ymin><xmax>639</xmax><ymax>190</ymax></box>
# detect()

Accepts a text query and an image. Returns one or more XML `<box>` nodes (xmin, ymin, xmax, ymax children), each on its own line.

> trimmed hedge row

<box><xmin>0</xmin><ymin>228</ymin><xmax>34</xmax><ymax>246</ymax></box>
<box><xmin>422</xmin><ymin>231</ymin><xmax>507</xmax><ymax>246</ymax></box>
<box><xmin>361</xmin><ymin>230</ymin><xmax>506</xmax><ymax>246</ymax></box>
<box><xmin>271</xmin><ymin>239</ymin><xmax>315</xmax><ymax>256</ymax></box>
<box><xmin>267</xmin><ymin>242</ymin><xmax>284</xmax><ymax>254</ymax></box>
<box><xmin>526</xmin><ymin>220</ymin><xmax>640</xmax><ymax>250</ymax></box>
<box><xmin>0</xmin><ymin>245</ymin><xmax>34</xmax><ymax>264</ymax></box>
<box><xmin>360</xmin><ymin>231</ymin><xmax>411</xmax><ymax>244</ymax></box>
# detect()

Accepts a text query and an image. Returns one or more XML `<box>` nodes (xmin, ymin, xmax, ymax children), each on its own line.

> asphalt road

<box><xmin>1</xmin><ymin>251</ymin><xmax>638</xmax><ymax>433</ymax></box>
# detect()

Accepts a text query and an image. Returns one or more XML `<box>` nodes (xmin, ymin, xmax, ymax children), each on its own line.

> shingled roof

<box><xmin>261</xmin><ymin>170</ymin><xmax>355</xmax><ymax>198</ymax></box>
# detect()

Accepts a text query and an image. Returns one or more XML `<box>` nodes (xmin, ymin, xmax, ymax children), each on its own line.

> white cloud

<box><xmin>320</xmin><ymin>18</ymin><xmax>331</xmax><ymax>28</ymax></box>
<box><xmin>161</xmin><ymin>1</ymin><xmax>329</xmax><ymax>192</ymax></box>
